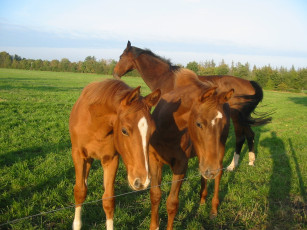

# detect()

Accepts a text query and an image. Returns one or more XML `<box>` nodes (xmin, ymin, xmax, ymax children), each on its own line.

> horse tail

<box><xmin>236</xmin><ymin>81</ymin><xmax>273</xmax><ymax>126</ymax></box>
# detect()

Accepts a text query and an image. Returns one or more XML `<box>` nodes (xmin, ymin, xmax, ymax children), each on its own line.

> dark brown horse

<box><xmin>113</xmin><ymin>41</ymin><xmax>271</xmax><ymax>170</ymax></box>
<box><xmin>149</xmin><ymin>69</ymin><xmax>234</xmax><ymax>229</ymax></box>
<box><xmin>69</xmin><ymin>79</ymin><xmax>161</xmax><ymax>230</ymax></box>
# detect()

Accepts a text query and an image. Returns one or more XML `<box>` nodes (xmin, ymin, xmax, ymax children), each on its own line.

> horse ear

<box><xmin>127</xmin><ymin>41</ymin><xmax>131</xmax><ymax>49</ymax></box>
<box><xmin>200</xmin><ymin>87</ymin><xmax>217</xmax><ymax>103</ymax></box>
<box><xmin>219</xmin><ymin>88</ymin><xmax>234</xmax><ymax>103</ymax></box>
<box><xmin>122</xmin><ymin>86</ymin><xmax>141</xmax><ymax>105</ymax></box>
<box><xmin>144</xmin><ymin>89</ymin><xmax>161</xmax><ymax>109</ymax></box>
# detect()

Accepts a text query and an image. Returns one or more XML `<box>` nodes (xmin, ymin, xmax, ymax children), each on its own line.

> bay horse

<box><xmin>113</xmin><ymin>41</ymin><xmax>271</xmax><ymax>170</ymax></box>
<box><xmin>149</xmin><ymin>69</ymin><xmax>234</xmax><ymax>229</ymax></box>
<box><xmin>69</xmin><ymin>79</ymin><xmax>161</xmax><ymax>230</ymax></box>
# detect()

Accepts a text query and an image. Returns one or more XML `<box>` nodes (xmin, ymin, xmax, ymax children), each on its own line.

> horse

<box><xmin>69</xmin><ymin>79</ymin><xmax>161</xmax><ymax>230</ymax></box>
<box><xmin>113</xmin><ymin>41</ymin><xmax>272</xmax><ymax>170</ymax></box>
<box><xmin>148</xmin><ymin>69</ymin><xmax>234</xmax><ymax>229</ymax></box>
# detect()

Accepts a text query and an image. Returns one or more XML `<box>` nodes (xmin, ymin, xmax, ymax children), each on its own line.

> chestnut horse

<box><xmin>69</xmin><ymin>79</ymin><xmax>161</xmax><ymax>230</ymax></box>
<box><xmin>113</xmin><ymin>41</ymin><xmax>271</xmax><ymax>170</ymax></box>
<box><xmin>149</xmin><ymin>69</ymin><xmax>234</xmax><ymax>229</ymax></box>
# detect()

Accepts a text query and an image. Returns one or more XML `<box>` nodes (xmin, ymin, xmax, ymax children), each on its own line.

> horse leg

<box><xmin>227</xmin><ymin>118</ymin><xmax>245</xmax><ymax>171</ymax></box>
<box><xmin>72</xmin><ymin>149</ymin><xmax>89</xmax><ymax>230</ymax></box>
<box><xmin>84</xmin><ymin>158</ymin><xmax>94</xmax><ymax>186</ymax></box>
<box><xmin>101</xmin><ymin>154</ymin><xmax>119</xmax><ymax>230</ymax></box>
<box><xmin>200</xmin><ymin>176</ymin><xmax>208</xmax><ymax>205</ymax></box>
<box><xmin>244</xmin><ymin>126</ymin><xmax>256</xmax><ymax>166</ymax></box>
<box><xmin>166</xmin><ymin>159</ymin><xmax>187</xmax><ymax>230</ymax></box>
<box><xmin>166</xmin><ymin>173</ymin><xmax>185</xmax><ymax>230</ymax></box>
<box><xmin>210</xmin><ymin>171</ymin><xmax>223</xmax><ymax>218</ymax></box>
<box><xmin>149</xmin><ymin>152</ymin><xmax>163</xmax><ymax>230</ymax></box>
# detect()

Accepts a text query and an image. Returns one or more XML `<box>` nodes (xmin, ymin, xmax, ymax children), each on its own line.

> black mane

<box><xmin>131</xmin><ymin>46</ymin><xmax>180</xmax><ymax>71</ymax></box>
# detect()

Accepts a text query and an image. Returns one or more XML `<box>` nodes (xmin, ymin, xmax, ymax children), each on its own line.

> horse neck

<box><xmin>135</xmin><ymin>55</ymin><xmax>175</xmax><ymax>95</ymax></box>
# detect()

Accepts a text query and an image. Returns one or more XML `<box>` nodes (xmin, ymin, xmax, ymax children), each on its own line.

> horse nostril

<box><xmin>133</xmin><ymin>178</ymin><xmax>141</xmax><ymax>189</ymax></box>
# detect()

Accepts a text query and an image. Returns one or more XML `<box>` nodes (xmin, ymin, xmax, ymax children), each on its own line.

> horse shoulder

<box><xmin>71</xmin><ymin>101</ymin><xmax>116</xmax><ymax>159</ymax></box>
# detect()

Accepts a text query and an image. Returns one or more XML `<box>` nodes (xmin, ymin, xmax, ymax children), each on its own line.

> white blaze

<box><xmin>211</xmin><ymin>111</ymin><xmax>223</xmax><ymax>126</ymax></box>
<box><xmin>138</xmin><ymin>117</ymin><xmax>149</xmax><ymax>176</ymax></box>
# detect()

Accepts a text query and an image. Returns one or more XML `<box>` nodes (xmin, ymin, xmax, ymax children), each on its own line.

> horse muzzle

<box><xmin>128</xmin><ymin>176</ymin><xmax>150</xmax><ymax>191</ymax></box>
<box><xmin>201</xmin><ymin>168</ymin><xmax>220</xmax><ymax>180</ymax></box>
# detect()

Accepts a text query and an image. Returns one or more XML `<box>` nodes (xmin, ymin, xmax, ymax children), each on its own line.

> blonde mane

<box><xmin>81</xmin><ymin>79</ymin><xmax>131</xmax><ymax>106</ymax></box>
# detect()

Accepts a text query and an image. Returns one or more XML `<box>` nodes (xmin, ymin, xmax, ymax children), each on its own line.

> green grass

<box><xmin>0</xmin><ymin>68</ymin><xmax>306</xmax><ymax>229</ymax></box>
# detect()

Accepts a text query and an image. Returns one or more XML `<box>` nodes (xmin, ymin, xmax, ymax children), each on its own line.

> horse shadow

<box><xmin>260</xmin><ymin>131</ymin><xmax>293</xmax><ymax>228</ymax></box>
<box><xmin>288</xmin><ymin>97</ymin><xmax>307</xmax><ymax>107</ymax></box>
<box><xmin>288</xmin><ymin>139</ymin><xmax>306</xmax><ymax>203</ymax></box>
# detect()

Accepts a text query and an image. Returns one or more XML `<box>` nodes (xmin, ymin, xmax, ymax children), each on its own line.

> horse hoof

<box><xmin>210</xmin><ymin>213</ymin><xmax>217</xmax><ymax>219</ymax></box>
<box><xmin>200</xmin><ymin>199</ymin><xmax>206</xmax><ymax>205</ymax></box>
<box><xmin>226</xmin><ymin>166</ymin><xmax>235</xmax><ymax>171</ymax></box>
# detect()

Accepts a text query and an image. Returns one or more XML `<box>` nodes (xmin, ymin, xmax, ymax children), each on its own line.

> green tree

<box><xmin>33</xmin><ymin>59</ymin><xmax>43</xmax><ymax>70</ymax></box>
<box><xmin>298</xmin><ymin>68</ymin><xmax>307</xmax><ymax>91</ymax></box>
<box><xmin>186</xmin><ymin>61</ymin><xmax>199</xmax><ymax>74</ymax></box>
<box><xmin>50</xmin><ymin>60</ymin><xmax>59</xmax><ymax>71</ymax></box>
<box><xmin>60</xmin><ymin>58</ymin><xmax>71</xmax><ymax>72</ymax></box>
<box><xmin>233</xmin><ymin>62</ymin><xmax>250</xmax><ymax>79</ymax></box>
<box><xmin>42</xmin><ymin>60</ymin><xmax>50</xmax><ymax>71</ymax></box>
<box><xmin>84</xmin><ymin>56</ymin><xmax>98</xmax><ymax>73</ymax></box>
<box><xmin>13</xmin><ymin>54</ymin><xmax>22</xmax><ymax>61</ymax></box>
<box><xmin>0</xmin><ymin>51</ymin><xmax>12</xmax><ymax>68</ymax></box>
<box><xmin>254</xmin><ymin>66</ymin><xmax>271</xmax><ymax>88</ymax></box>
<box><xmin>107</xmin><ymin>60</ymin><xmax>117</xmax><ymax>75</ymax></box>
<box><xmin>215</xmin><ymin>59</ymin><xmax>229</xmax><ymax>75</ymax></box>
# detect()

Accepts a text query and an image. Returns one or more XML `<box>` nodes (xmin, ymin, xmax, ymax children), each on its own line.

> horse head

<box><xmin>189</xmin><ymin>87</ymin><xmax>234</xmax><ymax>179</ymax></box>
<box><xmin>113</xmin><ymin>86</ymin><xmax>161</xmax><ymax>190</ymax></box>
<box><xmin>113</xmin><ymin>41</ymin><xmax>134</xmax><ymax>79</ymax></box>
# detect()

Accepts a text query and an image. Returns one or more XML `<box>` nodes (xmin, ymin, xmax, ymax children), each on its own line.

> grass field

<box><xmin>0</xmin><ymin>68</ymin><xmax>306</xmax><ymax>229</ymax></box>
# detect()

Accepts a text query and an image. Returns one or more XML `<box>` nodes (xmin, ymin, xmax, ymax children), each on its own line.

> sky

<box><xmin>1</xmin><ymin>0</ymin><xmax>307</xmax><ymax>68</ymax></box>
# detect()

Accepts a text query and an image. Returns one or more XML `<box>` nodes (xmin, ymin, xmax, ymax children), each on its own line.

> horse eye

<box><xmin>121</xmin><ymin>128</ymin><xmax>129</xmax><ymax>136</ymax></box>
<box><xmin>196</xmin><ymin>122</ymin><xmax>202</xmax><ymax>128</ymax></box>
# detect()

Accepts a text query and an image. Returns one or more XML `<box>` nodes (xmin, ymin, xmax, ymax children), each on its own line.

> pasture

<box><xmin>0</xmin><ymin>68</ymin><xmax>306</xmax><ymax>229</ymax></box>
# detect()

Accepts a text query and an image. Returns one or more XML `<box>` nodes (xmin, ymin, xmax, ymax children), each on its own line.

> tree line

<box><xmin>1</xmin><ymin>51</ymin><xmax>306</xmax><ymax>93</ymax></box>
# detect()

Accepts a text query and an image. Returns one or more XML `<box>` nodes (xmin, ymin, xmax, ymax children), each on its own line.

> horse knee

<box><xmin>102</xmin><ymin>197</ymin><xmax>115</xmax><ymax>215</ymax></box>
<box><xmin>150</xmin><ymin>188</ymin><xmax>162</xmax><ymax>206</ymax></box>
<box><xmin>74</xmin><ymin>185</ymin><xmax>87</xmax><ymax>204</ymax></box>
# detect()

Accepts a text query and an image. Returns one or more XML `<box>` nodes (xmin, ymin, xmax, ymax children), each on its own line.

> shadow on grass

<box><xmin>0</xmin><ymin>84</ymin><xmax>83</xmax><ymax>92</ymax></box>
<box><xmin>288</xmin><ymin>97</ymin><xmax>307</xmax><ymax>107</ymax></box>
<box><xmin>0</xmin><ymin>140</ymin><xmax>71</xmax><ymax>167</ymax></box>
<box><xmin>0</xmin><ymin>140</ymin><xmax>74</xmax><ymax>222</ymax></box>
<box><xmin>261</xmin><ymin>131</ymin><xmax>293</xmax><ymax>228</ymax></box>
<box><xmin>289</xmin><ymin>139</ymin><xmax>306</xmax><ymax>203</ymax></box>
